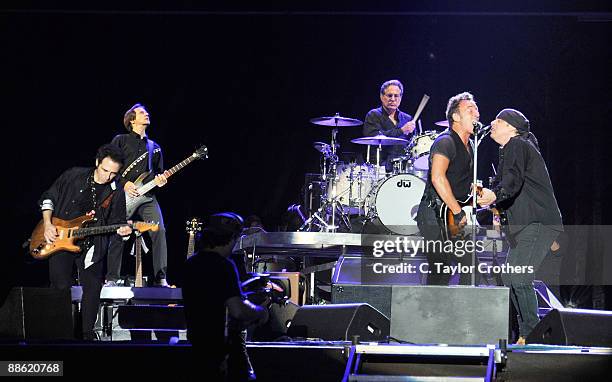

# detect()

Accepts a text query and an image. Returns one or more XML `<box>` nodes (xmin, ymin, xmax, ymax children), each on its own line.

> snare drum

<box><xmin>365</xmin><ymin>173</ymin><xmax>426</xmax><ymax>235</ymax></box>
<box><xmin>409</xmin><ymin>131</ymin><xmax>439</xmax><ymax>171</ymax></box>
<box><xmin>390</xmin><ymin>156</ymin><xmax>411</xmax><ymax>174</ymax></box>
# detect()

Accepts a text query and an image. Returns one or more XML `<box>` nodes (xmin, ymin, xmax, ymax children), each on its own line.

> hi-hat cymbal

<box><xmin>310</xmin><ymin>115</ymin><xmax>363</xmax><ymax>127</ymax></box>
<box><xmin>351</xmin><ymin>134</ymin><xmax>409</xmax><ymax>146</ymax></box>
<box><xmin>435</xmin><ymin>120</ymin><xmax>450</xmax><ymax>127</ymax></box>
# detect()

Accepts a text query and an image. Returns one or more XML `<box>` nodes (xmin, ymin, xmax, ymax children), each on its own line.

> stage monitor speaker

<box><xmin>0</xmin><ymin>287</ymin><xmax>74</xmax><ymax>340</ymax></box>
<box><xmin>286</xmin><ymin>303</ymin><xmax>390</xmax><ymax>342</ymax></box>
<box><xmin>390</xmin><ymin>285</ymin><xmax>509</xmax><ymax>345</ymax></box>
<box><xmin>526</xmin><ymin>309</ymin><xmax>612</xmax><ymax>347</ymax></box>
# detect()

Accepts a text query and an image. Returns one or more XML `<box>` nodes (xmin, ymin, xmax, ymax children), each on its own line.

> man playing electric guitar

<box><xmin>105</xmin><ymin>103</ymin><xmax>171</xmax><ymax>287</ymax></box>
<box><xmin>416</xmin><ymin>92</ymin><xmax>480</xmax><ymax>285</ymax></box>
<box><xmin>38</xmin><ymin>144</ymin><xmax>132</xmax><ymax>340</ymax></box>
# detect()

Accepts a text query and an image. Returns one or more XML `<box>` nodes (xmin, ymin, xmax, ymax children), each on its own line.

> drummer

<box><xmin>363</xmin><ymin>79</ymin><xmax>416</xmax><ymax>171</ymax></box>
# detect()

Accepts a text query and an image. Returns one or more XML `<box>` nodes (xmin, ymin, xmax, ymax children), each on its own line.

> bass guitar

<box><xmin>126</xmin><ymin>145</ymin><xmax>208</xmax><ymax>218</ymax></box>
<box><xmin>29</xmin><ymin>215</ymin><xmax>158</xmax><ymax>260</ymax></box>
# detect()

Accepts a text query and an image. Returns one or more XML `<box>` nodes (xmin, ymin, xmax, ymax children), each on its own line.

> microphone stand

<box><xmin>470</xmin><ymin>123</ymin><xmax>490</xmax><ymax>286</ymax></box>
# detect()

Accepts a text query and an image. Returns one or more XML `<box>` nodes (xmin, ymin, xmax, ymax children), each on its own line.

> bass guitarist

<box><xmin>105</xmin><ymin>103</ymin><xmax>171</xmax><ymax>287</ymax></box>
<box><xmin>38</xmin><ymin>144</ymin><xmax>132</xmax><ymax>340</ymax></box>
<box><xmin>416</xmin><ymin>92</ymin><xmax>480</xmax><ymax>285</ymax></box>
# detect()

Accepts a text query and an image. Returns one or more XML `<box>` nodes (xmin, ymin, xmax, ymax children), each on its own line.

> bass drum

<box><xmin>366</xmin><ymin>173</ymin><xmax>426</xmax><ymax>235</ymax></box>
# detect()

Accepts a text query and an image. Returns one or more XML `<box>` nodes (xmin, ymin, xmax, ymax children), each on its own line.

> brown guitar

<box><xmin>185</xmin><ymin>217</ymin><xmax>202</xmax><ymax>259</ymax></box>
<box><xmin>29</xmin><ymin>215</ymin><xmax>158</xmax><ymax>260</ymax></box>
<box><xmin>440</xmin><ymin>184</ymin><xmax>483</xmax><ymax>240</ymax></box>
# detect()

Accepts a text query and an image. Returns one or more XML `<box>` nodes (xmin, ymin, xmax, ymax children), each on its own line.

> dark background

<box><xmin>2</xmin><ymin>2</ymin><xmax>611</xmax><ymax>290</ymax></box>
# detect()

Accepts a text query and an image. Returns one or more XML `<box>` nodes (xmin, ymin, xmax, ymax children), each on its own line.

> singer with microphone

<box><xmin>477</xmin><ymin>108</ymin><xmax>563</xmax><ymax>345</ymax></box>
<box><xmin>416</xmin><ymin>92</ymin><xmax>480</xmax><ymax>285</ymax></box>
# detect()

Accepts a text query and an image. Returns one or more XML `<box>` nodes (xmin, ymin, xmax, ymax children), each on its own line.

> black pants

<box><xmin>503</xmin><ymin>223</ymin><xmax>559</xmax><ymax>337</ymax></box>
<box><xmin>49</xmin><ymin>251</ymin><xmax>103</xmax><ymax>339</ymax></box>
<box><xmin>106</xmin><ymin>196</ymin><xmax>167</xmax><ymax>282</ymax></box>
<box><xmin>416</xmin><ymin>199</ymin><xmax>474</xmax><ymax>286</ymax></box>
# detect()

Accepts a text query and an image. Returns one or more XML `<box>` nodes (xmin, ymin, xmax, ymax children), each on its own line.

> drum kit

<box><xmin>301</xmin><ymin>113</ymin><xmax>444</xmax><ymax>235</ymax></box>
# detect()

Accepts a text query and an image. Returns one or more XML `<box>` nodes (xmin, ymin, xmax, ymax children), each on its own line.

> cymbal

<box><xmin>351</xmin><ymin>134</ymin><xmax>409</xmax><ymax>146</ymax></box>
<box><xmin>434</xmin><ymin>120</ymin><xmax>450</xmax><ymax>127</ymax></box>
<box><xmin>310</xmin><ymin>115</ymin><xmax>363</xmax><ymax>127</ymax></box>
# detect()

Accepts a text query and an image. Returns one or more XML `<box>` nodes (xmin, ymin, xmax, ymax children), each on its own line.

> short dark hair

<box><xmin>380</xmin><ymin>79</ymin><xmax>404</xmax><ymax>96</ymax></box>
<box><xmin>96</xmin><ymin>143</ymin><xmax>125</xmax><ymax>166</ymax></box>
<box><xmin>123</xmin><ymin>103</ymin><xmax>144</xmax><ymax>131</ymax></box>
<box><xmin>445</xmin><ymin>92</ymin><xmax>474</xmax><ymax>127</ymax></box>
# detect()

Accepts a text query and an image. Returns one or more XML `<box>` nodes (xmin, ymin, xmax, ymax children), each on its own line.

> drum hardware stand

<box><xmin>301</xmin><ymin>114</ymin><xmax>352</xmax><ymax>232</ymax></box>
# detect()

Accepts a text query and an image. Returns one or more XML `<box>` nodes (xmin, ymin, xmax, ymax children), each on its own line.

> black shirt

<box><xmin>182</xmin><ymin>251</ymin><xmax>243</xmax><ymax>362</ymax></box>
<box><xmin>425</xmin><ymin>129</ymin><xmax>473</xmax><ymax>202</ymax></box>
<box><xmin>492</xmin><ymin>136</ymin><xmax>563</xmax><ymax>234</ymax></box>
<box><xmin>39</xmin><ymin>167</ymin><xmax>127</xmax><ymax>264</ymax></box>
<box><xmin>111</xmin><ymin>132</ymin><xmax>164</xmax><ymax>185</ymax></box>
<box><xmin>363</xmin><ymin>107</ymin><xmax>413</xmax><ymax>163</ymax></box>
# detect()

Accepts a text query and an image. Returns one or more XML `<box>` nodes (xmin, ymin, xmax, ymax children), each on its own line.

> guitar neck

<box><xmin>137</xmin><ymin>154</ymin><xmax>199</xmax><ymax>195</ymax></box>
<box><xmin>73</xmin><ymin>224</ymin><xmax>125</xmax><ymax>238</ymax></box>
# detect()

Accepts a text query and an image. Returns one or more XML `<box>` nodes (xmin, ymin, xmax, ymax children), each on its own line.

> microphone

<box><xmin>472</xmin><ymin>121</ymin><xmax>491</xmax><ymax>134</ymax></box>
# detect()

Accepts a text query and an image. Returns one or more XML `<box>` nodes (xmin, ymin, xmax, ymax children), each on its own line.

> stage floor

<box><xmin>1</xmin><ymin>340</ymin><xmax>610</xmax><ymax>381</ymax></box>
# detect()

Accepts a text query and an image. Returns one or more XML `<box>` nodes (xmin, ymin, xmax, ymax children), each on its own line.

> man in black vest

<box><xmin>416</xmin><ymin>92</ymin><xmax>480</xmax><ymax>285</ymax></box>
<box><xmin>39</xmin><ymin>144</ymin><xmax>132</xmax><ymax>339</ymax></box>
<box><xmin>105</xmin><ymin>103</ymin><xmax>171</xmax><ymax>287</ymax></box>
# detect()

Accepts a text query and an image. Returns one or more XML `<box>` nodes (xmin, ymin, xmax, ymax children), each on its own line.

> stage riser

<box><xmin>333</xmin><ymin>284</ymin><xmax>509</xmax><ymax>345</ymax></box>
<box><xmin>116</xmin><ymin>305</ymin><xmax>186</xmax><ymax>330</ymax></box>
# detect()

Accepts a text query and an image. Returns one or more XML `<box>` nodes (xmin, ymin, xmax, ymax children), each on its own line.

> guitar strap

<box><xmin>121</xmin><ymin>147</ymin><xmax>161</xmax><ymax>178</ymax></box>
<box><xmin>146</xmin><ymin>138</ymin><xmax>155</xmax><ymax>173</ymax></box>
<box><xmin>100</xmin><ymin>191</ymin><xmax>115</xmax><ymax>209</ymax></box>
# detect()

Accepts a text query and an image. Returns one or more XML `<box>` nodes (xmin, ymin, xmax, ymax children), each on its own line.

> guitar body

<box><xmin>125</xmin><ymin>172</ymin><xmax>154</xmax><ymax>218</ymax></box>
<box><xmin>440</xmin><ymin>199</ymin><xmax>475</xmax><ymax>240</ymax></box>
<box><xmin>29</xmin><ymin>215</ymin><xmax>159</xmax><ymax>260</ymax></box>
<box><xmin>29</xmin><ymin>215</ymin><xmax>95</xmax><ymax>259</ymax></box>
<box><xmin>439</xmin><ymin>184</ymin><xmax>484</xmax><ymax>240</ymax></box>
<box><xmin>123</xmin><ymin>146</ymin><xmax>208</xmax><ymax>219</ymax></box>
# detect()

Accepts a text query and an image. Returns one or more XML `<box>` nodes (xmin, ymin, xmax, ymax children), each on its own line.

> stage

<box><xmin>0</xmin><ymin>340</ymin><xmax>610</xmax><ymax>380</ymax></box>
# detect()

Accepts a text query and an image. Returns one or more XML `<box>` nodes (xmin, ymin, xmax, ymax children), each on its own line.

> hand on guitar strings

<box><xmin>477</xmin><ymin>188</ymin><xmax>497</xmax><ymax>206</ymax></box>
<box><xmin>124</xmin><ymin>181</ymin><xmax>140</xmax><ymax>197</ymax></box>
<box><xmin>154</xmin><ymin>170</ymin><xmax>171</xmax><ymax>187</ymax></box>
<box><xmin>116</xmin><ymin>225</ymin><xmax>132</xmax><ymax>237</ymax></box>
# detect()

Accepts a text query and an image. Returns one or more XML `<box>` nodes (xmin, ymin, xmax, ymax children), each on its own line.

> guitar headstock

<box><xmin>186</xmin><ymin>218</ymin><xmax>202</xmax><ymax>235</ymax></box>
<box><xmin>132</xmin><ymin>221</ymin><xmax>160</xmax><ymax>233</ymax></box>
<box><xmin>193</xmin><ymin>145</ymin><xmax>208</xmax><ymax>160</ymax></box>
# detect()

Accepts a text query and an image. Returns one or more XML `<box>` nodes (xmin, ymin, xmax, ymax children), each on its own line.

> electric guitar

<box><xmin>185</xmin><ymin>217</ymin><xmax>202</xmax><ymax>259</ymax></box>
<box><xmin>125</xmin><ymin>145</ymin><xmax>208</xmax><ymax>218</ymax></box>
<box><xmin>439</xmin><ymin>183</ymin><xmax>483</xmax><ymax>240</ymax></box>
<box><xmin>29</xmin><ymin>215</ymin><xmax>158</xmax><ymax>260</ymax></box>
